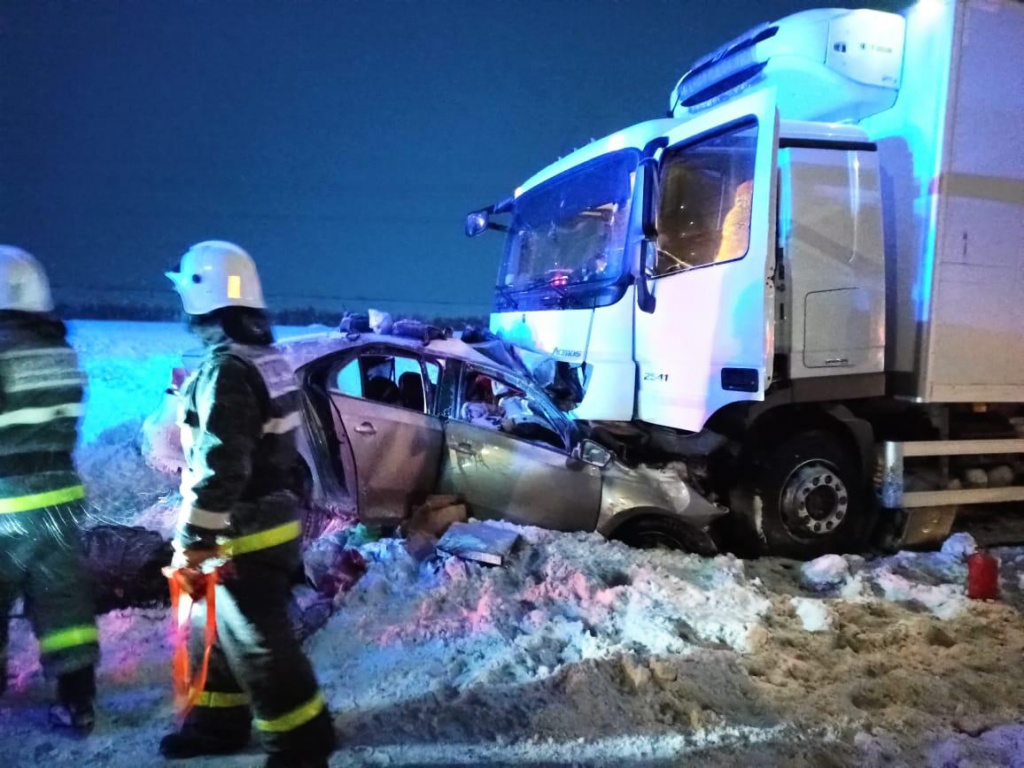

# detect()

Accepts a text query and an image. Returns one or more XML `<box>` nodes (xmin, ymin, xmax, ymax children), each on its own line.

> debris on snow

<box><xmin>874</xmin><ymin>568</ymin><xmax>967</xmax><ymax>620</ymax></box>
<box><xmin>303</xmin><ymin>530</ymin><xmax>368</xmax><ymax>599</ymax></box>
<box><xmin>368</xmin><ymin>309</ymin><xmax>394</xmax><ymax>335</ymax></box>
<box><xmin>790</xmin><ymin>597</ymin><xmax>835</xmax><ymax>632</ymax></box>
<box><xmin>437</xmin><ymin>521</ymin><xmax>521</xmax><ymax>566</ymax></box>
<box><xmin>941</xmin><ymin>532</ymin><xmax>979</xmax><ymax>560</ymax></box>
<box><xmin>288</xmin><ymin>585</ymin><xmax>335</xmax><ymax>641</ymax></box>
<box><xmin>801</xmin><ymin>554</ymin><xmax>850</xmax><ymax>590</ymax></box>
<box><xmin>404</xmin><ymin>496</ymin><xmax>466</xmax><ymax>536</ymax></box>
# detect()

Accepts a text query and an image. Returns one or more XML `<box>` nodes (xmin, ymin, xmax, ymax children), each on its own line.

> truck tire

<box><xmin>749</xmin><ymin>430</ymin><xmax>871</xmax><ymax>559</ymax></box>
<box><xmin>612</xmin><ymin>515</ymin><xmax>718</xmax><ymax>557</ymax></box>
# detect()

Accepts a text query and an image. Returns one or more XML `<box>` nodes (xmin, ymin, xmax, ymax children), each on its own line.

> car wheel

<box><xmin>613</xmin><ymin>515</ymin><xmax>718</xmax><ymax>557</ymax></box>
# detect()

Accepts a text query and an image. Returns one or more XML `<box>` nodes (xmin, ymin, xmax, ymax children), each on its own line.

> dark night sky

<box><xmin>0</xmin><ymin>0</ymin><xmax>898</xmax><ymax>317</ymax></box>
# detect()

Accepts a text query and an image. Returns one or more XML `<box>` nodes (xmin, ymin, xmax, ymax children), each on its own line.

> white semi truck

<box><xmin>467</xmin><ymin>0</ymin><xmax>1024</xmax><ymax>557</ymax></box>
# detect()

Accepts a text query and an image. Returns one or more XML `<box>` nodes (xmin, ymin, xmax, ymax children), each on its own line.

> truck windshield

<box><xmin>498</xmin><ymin>150</ymin><xmax>638</xmax><ymax>295</ymax></box>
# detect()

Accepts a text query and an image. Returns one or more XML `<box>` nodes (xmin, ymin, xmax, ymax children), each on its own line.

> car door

<box><xmin>440</xmin><ymin>364</ymin><xmax>602</xmax><ymax>532</ymax></box>
<box><xmin>634</xmin><ymin>88</ymin><xmax>779</xmax><ymax>432</ymax></box>
<box><xmin>325</xmin><ymin>348</ymin><xmax>443</xmax><ymax>525</ymax></box>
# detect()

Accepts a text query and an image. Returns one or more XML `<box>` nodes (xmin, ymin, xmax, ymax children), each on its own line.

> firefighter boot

<box><xmin>49</xmin><ymin>665</ymin><xmax>96</xmax><ymax>737</ymax></box>
<box><xmin>159</xmin><ymin>730</ymin><xmax>250</xmax><ymax>759</ymax></box>
<box><xmin>159</xmin><ymin>726</ymin><xmax>250</xmax><ymax>759</ymax></box>
<box><xmin>262</xmin><ymin>708</ymin><xmax>335</xmax><ymax>768</ymax></box>
<box><xmin>263</xmin><ymin>752</ymin><xmax>329</xmax><ymax>768</ymax></box>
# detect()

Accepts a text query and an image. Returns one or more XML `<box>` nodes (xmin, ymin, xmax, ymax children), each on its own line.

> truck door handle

<box><xmin>353</xmin><ymin>422</ymin><xmax>376</xmax><ymax>436</ymax></box>
<box><xmin>453</xmin><ymin>441</ymin><xmax>475</xmax><ymax>455</ymax></box>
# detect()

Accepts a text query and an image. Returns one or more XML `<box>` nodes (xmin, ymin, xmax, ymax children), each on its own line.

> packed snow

<box><xmin>2</xmin><ymin>321</ymin><xmax>1024</xmax><ymax>766</ymax></box>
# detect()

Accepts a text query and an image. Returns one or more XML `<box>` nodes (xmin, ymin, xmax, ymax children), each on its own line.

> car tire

<box><xmin>747</xmin><ymin>430</ymin><xmax>872</xmax><ymax>559</ymax></box>
<box><xmin>613</xmin><ymin>515</ymin><xmax>718</xmax><ymax>557</ymax></box>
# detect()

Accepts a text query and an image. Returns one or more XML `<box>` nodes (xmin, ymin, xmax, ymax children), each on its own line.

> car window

<box><xmin>456</xmin><ymin>367</ymin><xmax>566</xmax><ymax>451</ymax></box>
<box><xmin>333</xmin><ymin>359</ymin><xmax>363</xmax><ymax>398</ymax></box>
<box><xmin>328</xmin><ymin>351</ymin><xmax>433</xmax><ymax>414</ymax></box>
<box><xmin>424</xmin><ymin>360</ymin><xmax>440</xmax><ymax>386</ymax></box>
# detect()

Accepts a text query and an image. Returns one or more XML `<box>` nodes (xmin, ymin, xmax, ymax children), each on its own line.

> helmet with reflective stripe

<box><xmin>166</xmin><ymin>241</ymin><xmax>266</xmax><ymax>316</ymax></box>
<box><xmin>0</xmin><ymin>245</ymin><xmax>54</xmax><ymax>313</ymax></box>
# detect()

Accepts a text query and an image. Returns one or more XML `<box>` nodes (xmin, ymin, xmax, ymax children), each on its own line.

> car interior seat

<box><xmin>398</xmin><ymin>372</ymin><xmax>425</xmax><ymax>412</ymax></box>
<box><xmin>365</xmin><ymin>376</ymin><xmax>400</xmax><ymax>404</ymax></box>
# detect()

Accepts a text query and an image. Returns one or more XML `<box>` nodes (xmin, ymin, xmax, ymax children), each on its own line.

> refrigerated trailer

<box><xmin>467</xmin><ymin>0</ymin><xmax>1024</xmax><ymax>557</ymax></box>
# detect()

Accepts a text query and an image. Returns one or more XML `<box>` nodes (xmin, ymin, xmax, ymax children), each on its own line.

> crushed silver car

<box><xmin>144</xmin><ymin>323</ymin><xmax>725</xmax><ymax>553</ymax></box>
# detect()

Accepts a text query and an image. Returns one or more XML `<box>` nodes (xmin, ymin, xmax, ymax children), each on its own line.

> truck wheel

<box><xmin>613</xmin><ymin>515</ymin><xmax>718</xmax><ymax>557</ymax></box>
<box><xmin>753</xmin><ymin>430</ymin><xmax>870</xmax><ymax>559</ymax></box>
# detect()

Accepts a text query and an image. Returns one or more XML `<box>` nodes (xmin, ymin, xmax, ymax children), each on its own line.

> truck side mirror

<box><xmin>637</xmin><ymin>240</ymin><xmax>657</xmax><ymax>314</ymax></box>
<box><xmin>465</xmin><ymin>207</ymin><xmax>510</xmax><ymax>237</ymax></box>
<box><xmin>636</xmin><ymin>158</ymin><xmax>659</xmax><ymax>314</ymax></box>
<box><xmin>641</xmin><ymin>160</ymin><xmax>659</xmax><ymax>241</ymax></box>
<box><xmin>465</xmin><ymin>210</ymin><xmax>490</xmax><ymax>238</ymax></box>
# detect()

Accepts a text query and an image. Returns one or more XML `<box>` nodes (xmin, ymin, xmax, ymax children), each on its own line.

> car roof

<box><xmin>275</xmin><ymin>331</ymin><xmax>504</xmax><ymax>372</ymax></box>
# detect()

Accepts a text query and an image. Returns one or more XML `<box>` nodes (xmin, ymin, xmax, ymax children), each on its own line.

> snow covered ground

<box><xmin>3</xmin><ymin>321</ymin><xmax>1024</xmax><ymax>767</ymax></box>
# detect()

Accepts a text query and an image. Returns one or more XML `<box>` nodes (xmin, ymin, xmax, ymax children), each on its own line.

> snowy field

<box><xmin>3</xmin><ymin>320</ymin><xmax>1024</xmax><ymax>767</ymax></box>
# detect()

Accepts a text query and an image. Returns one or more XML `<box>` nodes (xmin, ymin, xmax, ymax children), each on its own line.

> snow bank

<box><xmin>309</xmin><ymin>523</ymin><xmax>772</xmax><ymax>751</ymax></box>
<box><xmin>3</xmin><ymin>322</ymin><xmax>1024</xmax><ymax>767</ymax></box>
<box><xmin>791</xmin><ymin>536</ymin><xmax>983</xmax><ymax>620</ymax></box>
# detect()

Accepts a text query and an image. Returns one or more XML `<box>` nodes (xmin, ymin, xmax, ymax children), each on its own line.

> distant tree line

<box><xmin>56</xmin><ymin>301</ymin><xmax>486</xmax><ymax>330</ymax></box>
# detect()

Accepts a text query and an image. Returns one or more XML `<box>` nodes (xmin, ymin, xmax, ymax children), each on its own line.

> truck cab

<box><xmin>470</xmin><ymin>1</ymin><xmax>1024</xmax><ymax>557</ymax></box>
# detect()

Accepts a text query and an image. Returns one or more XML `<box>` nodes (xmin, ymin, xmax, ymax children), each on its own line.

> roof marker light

<box><xmin>915</xmin><ymin>0</ymin><xmax>945</xmax><ymax>21</ymax></box>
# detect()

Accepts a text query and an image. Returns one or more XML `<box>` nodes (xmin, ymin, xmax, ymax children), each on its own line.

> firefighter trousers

<box><xmin>0</xmin><ymin>505</ymin><xmax>99</xmax><ymax>690</ymax></box>
<box><xmin>182</xmin><ymin>554</ymin><xmax>335</xmax><ymax>757</ymax></box>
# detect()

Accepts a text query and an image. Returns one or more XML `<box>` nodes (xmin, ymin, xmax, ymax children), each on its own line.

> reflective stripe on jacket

<box><xmin>175</xmin><ymin>342</ymin><xmax>305</xmax><ymax>550</ymax></box>
<box><xmin>0</xmin><ymin>314</ymin><xmax>86</xmax><ymax>520</ymax></box>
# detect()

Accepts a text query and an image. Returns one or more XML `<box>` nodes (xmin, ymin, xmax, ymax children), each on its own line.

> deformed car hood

<box><xmin>596</xmin><ymin>458</ymin><xmax>724</xmax><ymax>535</ymax></box>
<box><xmin>469</xmin><ymin>338</ymin><xmax>583</xmax><ymax>411</ymax></box>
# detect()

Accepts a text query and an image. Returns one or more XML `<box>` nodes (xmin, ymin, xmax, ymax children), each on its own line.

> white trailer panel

<box><xmin>863</xmin><ymin>0</ymin><xmax>1024</xmax><ymax>402</ymax></box>
<box><xmin>925</xmin><ymin>0</ymin><xmax>1024</xmax><ymax>401</ymax></box>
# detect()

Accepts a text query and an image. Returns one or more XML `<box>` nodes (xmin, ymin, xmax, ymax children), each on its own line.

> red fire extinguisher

<box><xmin>966</xmin><ymin>550</ymin><xmax>1000</xmax><ymax>600</ymax></box>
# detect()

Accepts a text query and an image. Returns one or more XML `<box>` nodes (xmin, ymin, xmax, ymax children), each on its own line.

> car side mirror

<box><xmin>571</xmin><ymin>439</ymin><xmax>612</xmax><ymax>468</ymax></box>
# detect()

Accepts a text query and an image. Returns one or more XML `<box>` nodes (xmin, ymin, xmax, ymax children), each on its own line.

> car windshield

<box><xmin>498</xmin><ymin>150</ymin><xmax>638</xmax><ymax>294</ymax></box>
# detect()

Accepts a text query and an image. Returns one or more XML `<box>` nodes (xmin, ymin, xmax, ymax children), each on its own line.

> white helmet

<box><xmin>0</xmin><ymin>245</ymin><xmax>54</xmax><ymax>313</ymax></box>
<box><xmin>166</xmin><ymin>240</ymin><xmax>267</xmax><ymax>316</ymax></box>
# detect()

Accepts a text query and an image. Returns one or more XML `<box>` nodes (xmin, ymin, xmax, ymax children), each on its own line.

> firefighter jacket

<box><xmin>0</xmin><ymin>312</ymin><xmax>87</xmax><ymax>531</ymax></box>
<box><xmin>175</xmin><ymin>327</ymin><xmax>306</xmax><ymax>554</ymax></box>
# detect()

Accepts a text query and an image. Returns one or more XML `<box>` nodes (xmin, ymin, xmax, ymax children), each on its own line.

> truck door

<box><xmin>634</xmin><ymin>89</ymin><xmax>779</xmax><ymax>432</ymax></box>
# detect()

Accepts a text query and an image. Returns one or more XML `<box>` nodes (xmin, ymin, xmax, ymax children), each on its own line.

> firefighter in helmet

<box><xmin>0</xmin><ymin>246</ymin><xmax>98</xmax><ymax>735</ymax></box>
<box><xmin>159</xmin><ymin>241</ymin><xmax>334</xmax><ymax>767</ymax></box>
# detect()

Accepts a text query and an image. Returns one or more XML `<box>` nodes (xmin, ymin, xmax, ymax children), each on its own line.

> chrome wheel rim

<box><xmin>779</xmin><ymin>460</ymin><xmax>849</xmax><ymax>539</ymax></box>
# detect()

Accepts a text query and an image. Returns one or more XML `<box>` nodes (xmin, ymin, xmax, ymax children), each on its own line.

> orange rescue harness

<box><xmin>166</xmin><ymin>567</ymin><xmax>219</xmax><ymax>719</ymax></box>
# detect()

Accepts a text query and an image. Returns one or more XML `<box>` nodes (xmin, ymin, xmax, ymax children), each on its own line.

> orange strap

<box><xmin>167</xmin><ymin>568</ymin><xmax>219</xmax><ymax>720</ymax></box>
